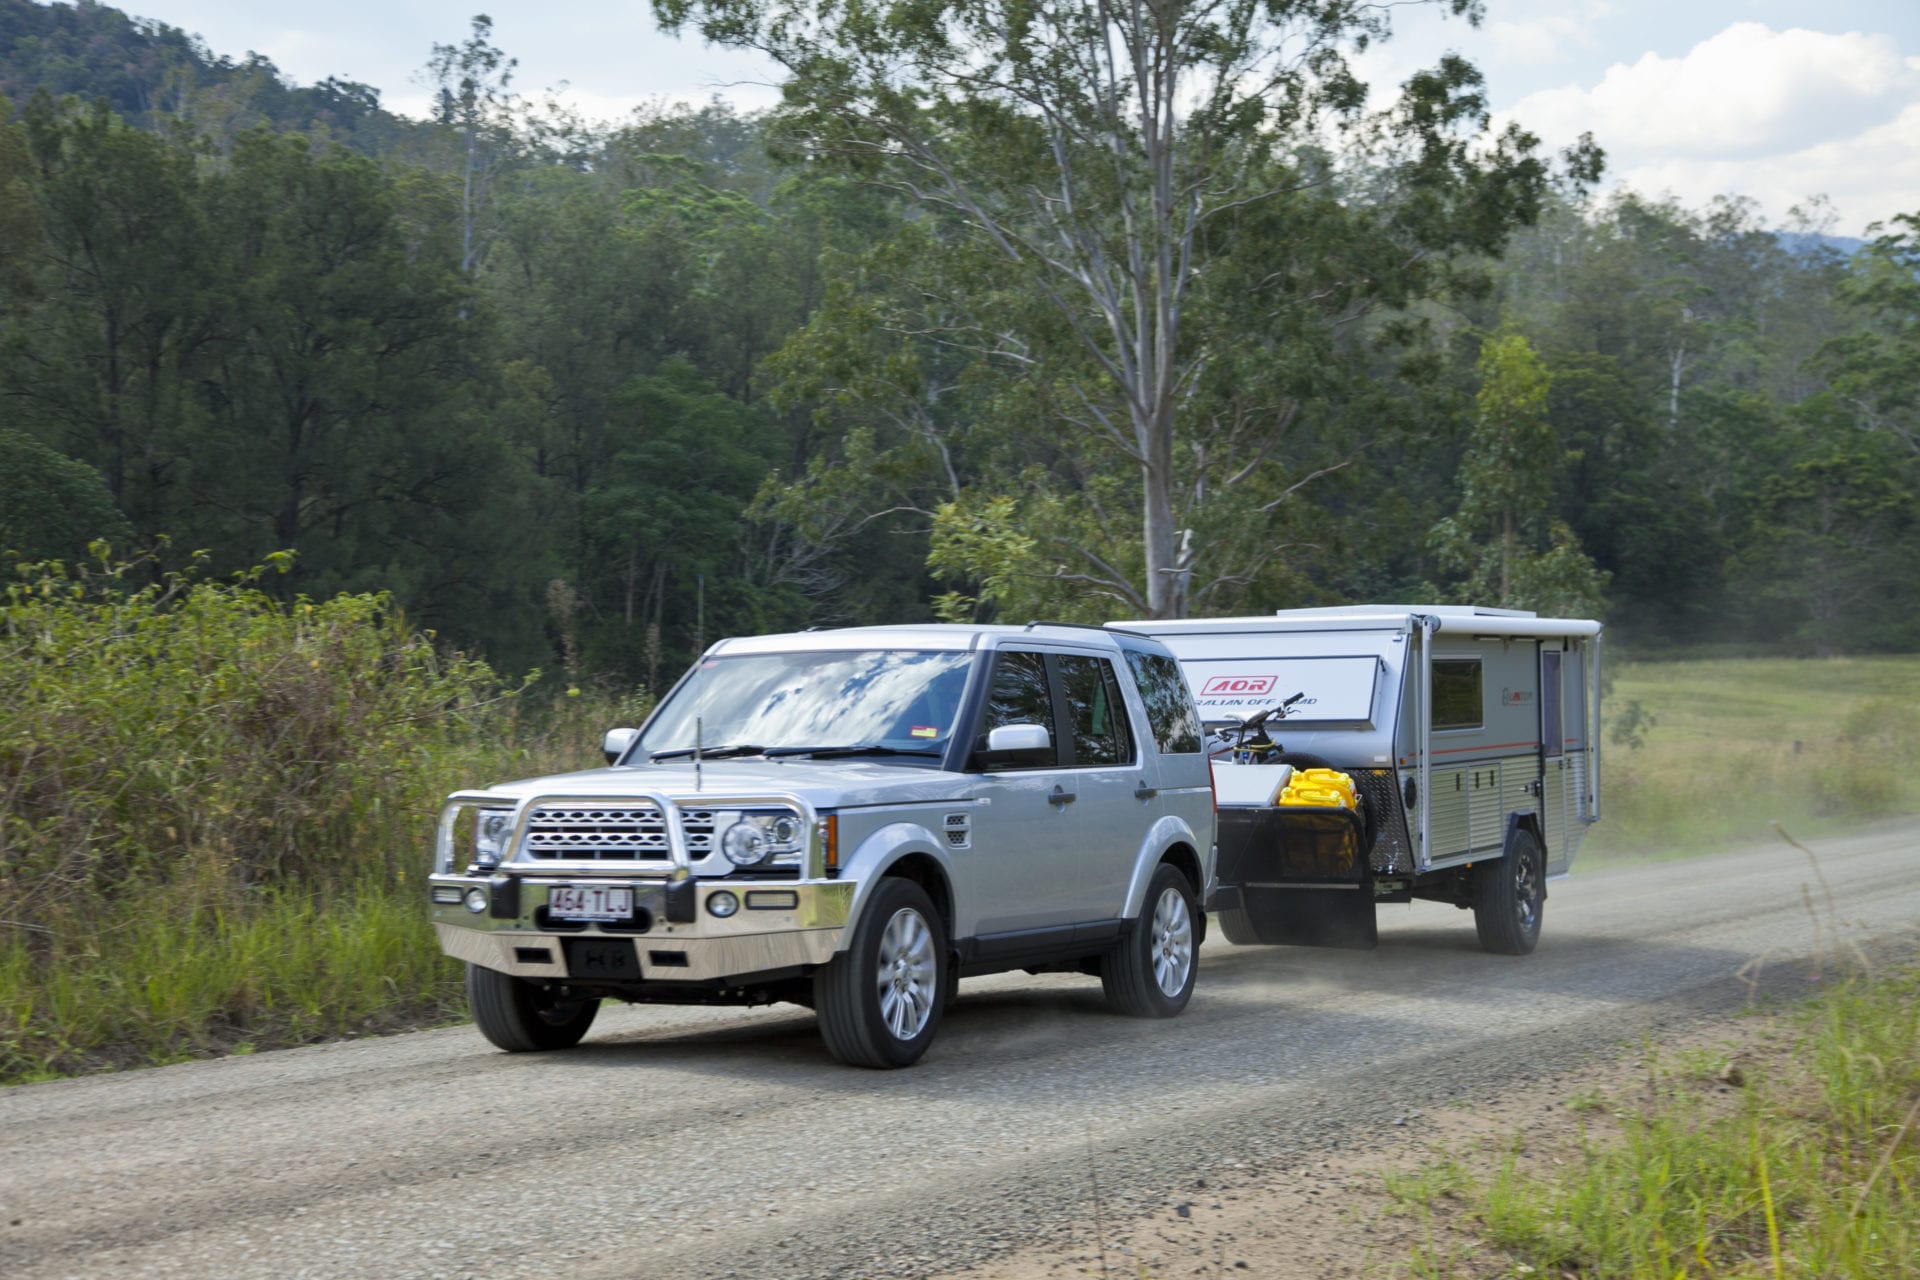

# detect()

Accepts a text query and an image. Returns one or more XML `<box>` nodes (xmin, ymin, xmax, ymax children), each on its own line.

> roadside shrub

<box><xmin>0</xmin><ymin>549</ymin><xmax>636</xmax><ymax>1080</ymax></box>
<box><xmin>0</xmin><ymin>549</ymin><xmax>515</xmax><ymax>903</ymax></box>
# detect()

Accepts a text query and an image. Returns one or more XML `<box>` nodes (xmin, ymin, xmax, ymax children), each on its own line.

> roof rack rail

<box><xmin>1022</xmin><ymin>619</ymin><xmax>1152</xmax><ymax>640</ymax></box>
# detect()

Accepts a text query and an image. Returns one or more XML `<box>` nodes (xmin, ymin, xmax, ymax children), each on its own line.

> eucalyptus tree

<box><xmin>425</xmin><ymin>13</ymin><xmax>519</xmax><ymax>275</ymax></box>
<box><xmin>655</xmin><ymin>0</ymin><xmax>1593</xmax><ymax>617</ymax></box>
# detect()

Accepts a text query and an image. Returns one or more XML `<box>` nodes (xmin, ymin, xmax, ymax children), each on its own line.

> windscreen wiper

<box><xmin>764</xmin><ymin>744</ymin><xmax>944</xmax><ymax>759</ymax></box>
<box><xmin>649</xmin><ymin>744</ymin><xmax>769</xmax><ymax>761</ymax></box>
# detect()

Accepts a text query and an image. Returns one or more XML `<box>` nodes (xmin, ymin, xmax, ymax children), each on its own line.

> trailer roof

<box><xmin>1113</xmin><ymin>605</ymin><xmax>1602</xmax><ymax>640</ymax></box>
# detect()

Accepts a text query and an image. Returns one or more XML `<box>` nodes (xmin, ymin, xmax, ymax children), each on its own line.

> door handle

<box><xmin>1133</xmin><ymin>785</ymin><xmax>1158</xmax><ymax>801</ymax></box>
<box><xmin>1048</xmin><ymin>786</ymin><xmax>1077</xmax><ymax>806</ymax></box>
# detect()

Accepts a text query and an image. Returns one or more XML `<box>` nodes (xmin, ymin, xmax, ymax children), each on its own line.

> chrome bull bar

<box><xmin>435</xmin><ymin>789</ymin><xmax>828</xmax><ymax>879</ymax></box>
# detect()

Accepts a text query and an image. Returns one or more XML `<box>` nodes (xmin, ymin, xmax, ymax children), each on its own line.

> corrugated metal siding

<box><xmin>1425</xmin><ymin>755</ymin><xmax>1543</xmax><ymax>867</ymax></box>
<box><xmin>1468</xmin><ymin>764</ymin><xmax>1504</xmax><ymax>850</ymax></box>
<box><xmin>1429</xmin><ymin>767</ymin><xmax>1470</xmax><ymax>857</ymax></box>
<box><xmin>1543</xmin><ymin>756</ymin><xmax>1569</xmax><ymax>870</ymax></box>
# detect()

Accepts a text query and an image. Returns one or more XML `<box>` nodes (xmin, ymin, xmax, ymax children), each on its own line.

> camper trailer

<box><xmin>1120</xmin><ymin>607</ymin><xmax>1602</xmax><ymax>956</ymax></box>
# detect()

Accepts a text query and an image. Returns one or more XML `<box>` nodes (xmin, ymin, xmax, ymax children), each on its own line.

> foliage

<box><xmin>655</xmin><ymin>0</ymin><xmax>1591</xmax><ymax>618</ymax></box>
<box><xmin>0</xmin><ymin>0</ymin><xmax>413</xmax><ymax>151</ymax></box>
<box><xmin>0</xmin><ymin>428</ymin><xmax>128</xmax><ymax>559</ymax></box>
<box><xmin>2</xmin><ymin>3</ymin><xmax>1919</xmax><ymax>685</ymax></box>
<box><xmin>0</xmin><ymin>550</ymin><xmax>630</xmax><ymax>1080</ymax></box>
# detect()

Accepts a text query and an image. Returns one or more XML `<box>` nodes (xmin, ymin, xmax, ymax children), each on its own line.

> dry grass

<box><xmin>1588</xmin><ymin>656</ymin><xmax>1920</xmax><ymax>861</ymax></box>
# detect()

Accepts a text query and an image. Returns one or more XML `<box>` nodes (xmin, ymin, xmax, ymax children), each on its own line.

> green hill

<box><xmin>0</xmin><ymin>0</ymin><xmax>414</xmax><ymax>150</ymax></box>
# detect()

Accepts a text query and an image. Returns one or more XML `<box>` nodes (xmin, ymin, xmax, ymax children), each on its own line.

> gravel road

<box><xmin>3</xmin><ymin>822</ymin><xmax>1915</xmax><ymax>1280</ymax></box>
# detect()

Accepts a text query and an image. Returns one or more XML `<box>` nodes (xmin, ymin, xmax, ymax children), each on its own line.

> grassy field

<box><xmin>1587</xmin><ymin>655</ymin><xmax>1920</xmax><ymax>860</ymax></box>
<box><xmin>1387</xmin><ymin>964</ymin><xmax>1920</xmax><ymax>1278</ymax></box>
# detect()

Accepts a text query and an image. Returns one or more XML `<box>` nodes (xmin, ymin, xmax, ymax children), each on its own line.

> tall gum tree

<box><xmin>654</xmin><ymin>0</ymin><xmax>1597</xmax><ymax>616</ymax></box>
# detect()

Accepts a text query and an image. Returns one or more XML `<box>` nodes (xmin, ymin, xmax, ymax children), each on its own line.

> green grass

<box><xmin>1588</xmin><ymin>656</ymin><xmax>1920</xmax><ymax>860</ymax></box>
<box><xmin>0</xmin><ymin>553</ymin><xmax>644</xmax><ymax>1084</ymax></box>
<box><xmin>1393</xmin><ymin>965</ymin><xmax>1920</xmax><ymax>1279</ymax></box>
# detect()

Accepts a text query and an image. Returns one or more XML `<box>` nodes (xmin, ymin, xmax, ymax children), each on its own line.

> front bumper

<box><xmin>429</xmin><ymin>874</ymin><xmax>853</xmax><ymax>984</ymax></box>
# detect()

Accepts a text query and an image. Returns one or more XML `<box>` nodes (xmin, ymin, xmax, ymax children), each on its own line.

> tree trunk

<box><xmin>1501</xmin><ymin>506</ymin><xmax>1515</xmax><ymax>603</ymax></box>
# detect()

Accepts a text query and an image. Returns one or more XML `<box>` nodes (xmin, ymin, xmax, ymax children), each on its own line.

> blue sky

<box><xmin>75</xmin><ymin>0</ymin><xmax>1920</xmax><ymax>235</ymax></box>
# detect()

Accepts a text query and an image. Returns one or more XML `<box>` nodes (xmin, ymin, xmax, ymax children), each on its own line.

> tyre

<box><xmin>1214</xmin><ymin>902</ymin><xmax>1262</xmax><ymax>945</ymax></box>
<box><xmin>466</xmin><ymin>963</ymin><xmax>599</xmax><ymax>1052</ymax></box>
<box><xmin>814</xmin><ymin>877</ymin><xmax>947</xmax><ymax>1068</ymax></box>
<box><xmin>1103</xmin><ymin>862</ymin><xmax>1199</xmax><ymax>1017</ymax></box>
<box><xmin>1473</xmin><ymin>827</ymin><xmax>1546</xmax><ymax>955</ymax></box>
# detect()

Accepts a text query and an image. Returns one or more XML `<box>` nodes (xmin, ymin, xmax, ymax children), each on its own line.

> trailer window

<box><xmin>1432</xmin><ymin>659</ymin><xmax>1483</xmax><ymax>731</ymax></box>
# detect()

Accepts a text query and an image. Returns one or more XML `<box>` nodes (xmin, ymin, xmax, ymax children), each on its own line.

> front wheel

<box><xmin>814</xmin><ymin>877</ymin><xmax>948</xmax><ymax>1068</ymax></box>
<box><xmin>1473</xmin><ymin>828</ymin><xmax>1546</xmax><ymax>955</ymax></box>
<box><xmin>1103</xmin><ymin>863</ymin><xmax>1199</xmax><ymax>1017</ymax></box>
<box><xmin>466</xmin><ymin>963</ymin><xmax>599</xmax><ymax>1052</ymax></box>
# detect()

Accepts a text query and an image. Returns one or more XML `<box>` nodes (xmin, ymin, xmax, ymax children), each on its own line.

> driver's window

<box><xmin>979</xmin><ymin>650</ymin><xmax>1058</xmax><ymax>768</ymax></box>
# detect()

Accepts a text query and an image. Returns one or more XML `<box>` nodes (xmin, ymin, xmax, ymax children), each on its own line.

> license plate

<box><xmin>549</xmin><ymin>884</ymin><xmax>634</xmax><ymax>921</ymax></box>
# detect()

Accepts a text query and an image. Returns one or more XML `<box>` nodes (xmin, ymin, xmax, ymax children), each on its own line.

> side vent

<box><xmin>943</xmin><ymin>812</ymin><xmax>971</xmax><ymax>850</ymax></box>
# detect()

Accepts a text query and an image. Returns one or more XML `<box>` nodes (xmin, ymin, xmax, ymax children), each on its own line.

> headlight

<box><xmin>719</xmin><ymin>811</ymin><xmax>806</xmax><ymax>867</ymax></box>
<box><xmin>474</xmin><ymin>809</ymin><xmax>514</xmax><ymax>868</ymax></box>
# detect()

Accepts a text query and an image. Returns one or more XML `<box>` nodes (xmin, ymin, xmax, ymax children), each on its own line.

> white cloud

<box><xmin>1492</xmin><ymin>22</ymin><xmax>1920</xmax><ymax>232</ymax></box>
<box><xmin>1505</xmin><ymin>23</ymin><xmax>1919</xmax><ymax>159</ymax></box>
<box><xmin>1486</xmin><ymin>1</ymin><xmax>1613</xmax><ymax>66</ymax></box>
<box><xmin>1615</xmin><ymin>99</ymin><xmax>1920</xmax><ymax>232</ymax></box>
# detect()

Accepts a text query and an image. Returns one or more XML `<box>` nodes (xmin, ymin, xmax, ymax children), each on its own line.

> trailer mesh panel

<box><xmin>1354</xmin><ymin>769</ymin><xmax>1413</xmax><ymax>874</ymax></box>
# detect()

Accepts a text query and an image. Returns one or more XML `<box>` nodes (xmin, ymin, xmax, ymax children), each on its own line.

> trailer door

<box><xmin>1545</xmin><ymin>644</ymin><xmax>1593</xmax><ymax>875</ymax></box>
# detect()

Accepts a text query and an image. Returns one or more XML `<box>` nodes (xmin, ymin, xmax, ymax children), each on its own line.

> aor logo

<box><xmin>1201</xmin><ymin>675</ymin><xmax>1277</xmax><ymax>695</ymax></box>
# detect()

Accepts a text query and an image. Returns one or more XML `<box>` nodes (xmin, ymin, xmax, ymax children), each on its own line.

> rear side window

<box><xmin>1432</xmin><ymin>658</ymin><xmax>1483</xmax><ymax>730</ymax></box>
<box><xmin>1123</xmin><ymin>651</ymin><xmax>1203</xmax><ymax>754</ymax></box>
<box><xmin>979</xmin><ymin>650</ymin><xmax>1058</xmax><ymax>767</ymax></box>
<box><xmin>1056</xmin><ymin>655</ymin><xmax>1131</xmax><ymax>766</ymax></box>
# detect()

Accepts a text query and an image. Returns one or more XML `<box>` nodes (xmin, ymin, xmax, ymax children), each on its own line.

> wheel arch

<box><xmin>1506</xmin><ymin>810</ymin><xmax>1547</xmax><ymax>882</ymax></box>
<box><xmin>1121</xmin><ymin>814</ymin><xmax>1208</xmax><ymax>920</ymax></box>
<box><xmin>1156</xmin><ymin>839</ymin><xmax>1206</xmax><ymax>946</ymax></box>
<box><xmin>880</xmin><ymin>850</ymin><xmax>956</xmax><ymax>942</ymax></box>
<box><xmin>834</xmin><ymin>822</ymin><xmax>959</xmax><ymax>953</ymax></box>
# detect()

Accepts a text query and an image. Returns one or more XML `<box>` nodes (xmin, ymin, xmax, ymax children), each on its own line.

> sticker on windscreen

<box><xmin>910</xmin><ymin>725</ymin><xmax>939</xmax><ymax>738</ymax></box>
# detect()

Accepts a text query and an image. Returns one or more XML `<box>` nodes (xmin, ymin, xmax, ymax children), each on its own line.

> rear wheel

<box><xmin>814</xmin><ymin>877</ymin><xmax>947</xmax><ymax>1068</ymax></box>
<box><xmin>466</xmin><ymin>963</ymin><xmax>599</xmax><ymax>1052</ymax></box>
<box><xmin>1103</xmin><ymin>863</ymin><xmax>1199</xmax><ymax>1016</ymax></box>
<box><xmin>1473</xmin><ymin>828</ymin><xmax>1546</xmax><ymax>955</ymax></box>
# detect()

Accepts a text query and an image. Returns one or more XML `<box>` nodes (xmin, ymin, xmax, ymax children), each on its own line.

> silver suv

<box><xmin>428</xmin><ymin>624</ymin><xmax>1215</xmax><ymax>1067</ymax></box>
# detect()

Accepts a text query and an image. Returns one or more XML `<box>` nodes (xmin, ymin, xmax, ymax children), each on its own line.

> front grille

<box><xmin>520</xmin><ymin>804</ymin><xmax>716</xmax><ymax>861</ymax></box>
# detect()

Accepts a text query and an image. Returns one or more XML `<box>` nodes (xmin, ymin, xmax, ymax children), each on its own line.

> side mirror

<box><xmin>602</xmin><ymin>727</ymin><xmax>639</xmax><ymax>765</ymax></box>
<box><xmin>978</xmin><ymin>722</ymin><xmax>1051</xmax><ymax>768</ymax></box>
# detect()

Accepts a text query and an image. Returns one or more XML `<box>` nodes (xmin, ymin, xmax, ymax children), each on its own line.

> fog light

<box><xmin>706</xmin><ymin>890</ymin><xmax>740</xmax><ymax>918</ymax></box>
<box><xmin>464</xmin><ymin>888</ymin><xmax>488</xmax><ymax>914</ymax></box>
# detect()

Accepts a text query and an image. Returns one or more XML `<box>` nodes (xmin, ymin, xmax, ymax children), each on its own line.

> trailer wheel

<box><xmin>1473</xmin><ymin>828</ymin><xmax>1545</xmax><ymax>955</ymax></box>
<box><xmin>1214</xmin><ymin>903</ymin><xmax>1262</xmax><ymax>945</ymax></box>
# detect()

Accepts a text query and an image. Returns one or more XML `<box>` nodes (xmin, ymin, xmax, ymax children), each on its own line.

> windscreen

<box><xmin>637</xmin><ymin>650</ymin><xmax>974</xmax><ymax>757</ymax></box>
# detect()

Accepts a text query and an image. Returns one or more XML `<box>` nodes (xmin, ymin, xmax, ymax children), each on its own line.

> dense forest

<box><xmin>3</xmin><ymin>0</ymin><xmax>1917</xmax><ymax>688</ymax></box>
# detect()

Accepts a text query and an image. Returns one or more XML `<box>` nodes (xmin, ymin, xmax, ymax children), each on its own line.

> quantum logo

<box><xmin>1200</xmin><ymin>675</ymin><xmax>1277</xmax><ymax>695</ymax></box>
